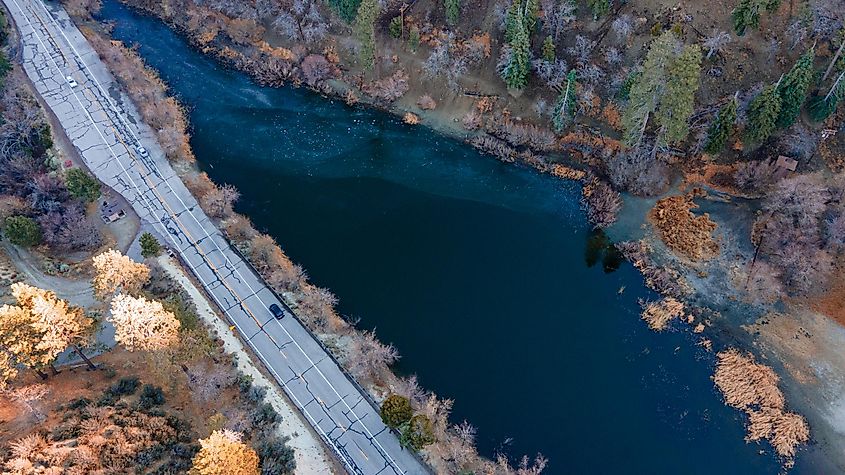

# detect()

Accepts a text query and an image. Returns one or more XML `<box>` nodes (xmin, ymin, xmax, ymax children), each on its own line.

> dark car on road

<box><xmin>269</xmin><ymin>303</ymin><xmax>285</xmax><ymax>320</ymax></box>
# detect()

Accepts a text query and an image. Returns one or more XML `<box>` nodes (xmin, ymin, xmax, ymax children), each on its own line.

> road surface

<box><xmin>3</xmin><ymin>1</ymin><xmax>428</xmax><ymax>473</ymax></box>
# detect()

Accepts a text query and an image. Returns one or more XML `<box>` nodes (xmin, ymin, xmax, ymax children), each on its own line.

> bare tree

<box><xmin>541</xmin><ymin>0</ymin><xmax>576</xmax><ymax>41</ymax></box>
<box><xmin>531</xmin><ymin>58</ymin><xmax>569</xmax><ymax>88</ymax></box>
<box><xmin>611</xmin><ymin>15</ymin><xmax>634</xmax><ymax>44</ymax></box>
<box><xmin>702</xmin><ymin>30</ymin><xmax>731</xmax><ymax>59</ymax></box>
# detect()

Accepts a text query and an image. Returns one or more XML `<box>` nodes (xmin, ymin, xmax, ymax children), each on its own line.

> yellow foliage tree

<box><xmin>5</xmin><ymin>283</ymin><xmax>96</xmax><ymax>373</ymax></box>
<box><xmin>109</xmin><ymin>293</ymin><xmax>180</xmax><ymax>352</ymax></box>
<box><xmin>92</xmin><ymin>249</ymin><xmax>150</xmax><ymax>299</ymax></box>
<box><xmin>0</xmin><ymin>304</ymin><xmax>53</xmax><ymax>384</ymax></box>
<box><xmin>190</xmin><ymin>430</ymin><xmax>259</xmax><ymax>475</ymax></box>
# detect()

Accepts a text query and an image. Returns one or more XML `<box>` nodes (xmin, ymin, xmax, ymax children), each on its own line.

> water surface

<box><xmin>100</xmin><ymin>2</ymin><xmax>803</xmax><ymax>472</ymax></box>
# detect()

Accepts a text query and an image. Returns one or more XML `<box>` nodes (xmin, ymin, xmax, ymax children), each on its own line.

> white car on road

<box><xmin>65</xmin><ymin>75</ymin><xmax>77</xmax><ymax>88</ymax></box>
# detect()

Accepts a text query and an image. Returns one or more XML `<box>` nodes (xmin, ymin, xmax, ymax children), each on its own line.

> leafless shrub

<box><xmin>577</xmin><ymin>63</ymin><xmax>605</xmax><ymax>86</ymax></box>
<box><xmin>297</xmin><ymin>286</ymin><xmax>340</xmax><ymax>331</ymax></box>
<box><xmin>702</xmin><ymin>30</ymin><xmax>731</xmax><ymax>59</ymax></box>
<box><xmin>417</xmin><ymin>95</ymin><xmax>437</xmax><ymax>110</ymax></box>
<box><xmin>462</xmin><ymin>110</ymin><xmax>483</xmax><ymax>130</ymax></box>
<box><xmin>779</xmin><ymin>125</ymin><xmax>818</xmax><ymax>164</ymax></box>
<box><xmin>363</xmin><ymin>70</ymin><xmax>410</xmax><ymax>103</ymax></box>
<box><xmin>734</xmin><ymin>159</ymin><xmax>782</xmax><ymax>194</ymax></box>
<box><xmin>531</xmin><ymin>58</ymin><xmax>568</xmax><ymax>89</ymax></box>
<box><xmin>486</xmin><ymin>117</ymin><xmax>557</xmax><ymax>152</ymax></box>
<box><xmin>273</xmin><ymin>1</ymin><xmax>327</xmax><ymax>44</ymax></box>
<box><xmin>300</xmin><ymin>54</ymin><xmax>333</xmax><ymax>86</ymax></box>
<box><xmin>611</xmin><ymin>15</ymin><xmax>634</xmax><ymax>43</ymax></box>
<box><xmin>605</xmin><ymin>145</ymin><xmax>670</xmax><ymax>197</ymax></box>
<box><xmin>581</xmin><ymin>179</ymin><xmax>622</xmax><ymax>229</ymax></box>
<box><xmin>251</xmin><ymin>55</ymin><xmax>294</xmax><ymax>87</ymax></box>
<box><xmin>534</xmin><ymin>98</ymin><xmax>550</xmax><ymax>117</ymax></box>
<box><xmin>541</xmin><ymin>0</ymin><xmax>576</xmax><ymax>41</ymax></box>
<box><xmin>346</xmin><ymin>330</ymin><xmax>399</xmax><ymax>385</ymax></box>
<box><xmin>187</xmin><ymin>362</ymin><xmax>236</xmax><ymax>403</ymax></box>
<box><xmin>200</xmin><ymin>183</ymin><xmax>240</xmax><ymax>219</ymax></box>
<box><xmin>567</xmin><ymin>35</ymin><xmax>594</xmax><ymax>65</ymax></box>
<box><xmin>470</xmin><ymin>135</ymin><xmax>517</xmax><ymax>162</ymax></box>
<box><xmin>604</xmin><ymin>47</ymin><xmax>622</xmax><ymax>65</ymax></box>
<box><xmin>63</xmin><ymin>0</ymin><xmax>101</xmax><ymax>18</ymax></box>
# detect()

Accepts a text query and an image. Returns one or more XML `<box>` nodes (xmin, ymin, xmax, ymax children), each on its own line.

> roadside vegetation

<box><xmin>1</xmin><ymin>249</ymin><xmax>296</xmax><ymax>474</ymax></box>
<box><xmin>57</xmin><ymin>0</ymin><xmax>845</xmax><ymax>470</ymax></box>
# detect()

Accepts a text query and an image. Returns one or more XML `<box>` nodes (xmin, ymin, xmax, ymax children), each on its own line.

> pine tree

<box><xmin>744</xmin><ymin>83</ymin><xmax>782</xmax><ymax>145</ymax></box>
<box><xmin>524</xmin><ymin>0</ymin><xmax>540</xmax><ymax>32</ymax></box>
<box><xmin>808</xmin><ymin>70</ymin><xmax>845</xmax><ymax>122</ymax></box>
<box><xmin>500</xmin><ymin>18</ymin><xmax>532</xmax><ymax>89</ymax></box>
<box><xmin>542</xmin><ymin>35</ymin><xmax>556</xmax><ymax>62</ymax></box>
<box><xmin>586</xmin><ymin>0</ymin><xmax>610</xmax><ymax>19</ymax></box>
<box><xmin>552</xmin><ymin>70</ymin><xmax>577</xmax><ymax>131</ymax></box>
<box><xmin>776</xmin><ymin>47</ymin><xmax>815</xmax><ymax>128</ymax></box>
<box><xmin>353</xmin><ymin>0</ymin><xmax>380</xmax><ymax>69</ymax></box>
<box><xmin>622</xmin><ymin>31</ymin><xmax>684</xmax><ymax>146</ymax></box>
<box><xmin>732</xmin><ymin>0</ymin><xmax>762</xmax><ymax>36</ymax></box>
<box><xmin>504</xmin><ymin>0</ymin><xmax>523</xmax><ymax>43</ymax></box>
<box><xmin>655</xmin><ymin>43</ymin><xmax>702</xmax><ymax>144</ymax></box>
<box><xmin>330</xmin><ymin>0</ymin><xmax>362</xmax><ymax>23</ymax></box>
<box><xmin>445</xmin><ymin>0</ymin><xmax>460</xmax><ymax>26</ymax></box>
<box><xmin>704</xmin><ymin>95</ymin><xmax>738</xmax><ymax>154</ymax></box>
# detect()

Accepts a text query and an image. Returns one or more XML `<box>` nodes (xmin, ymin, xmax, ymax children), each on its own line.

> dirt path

<box><xmin>1</xmin><ymin>242</ymin><xmax>96</xmax><ymax>308</ymax></box>
<box><xmin>157</xmin><ymin>256</ymin><xmax>338</xmax><ymax>475</ymax></box>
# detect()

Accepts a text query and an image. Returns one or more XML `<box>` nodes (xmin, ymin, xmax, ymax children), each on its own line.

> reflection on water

<box><xmin>585</xmin><ymin>229</ymin><xmax>624</xmax><ymax>273</ymax></box>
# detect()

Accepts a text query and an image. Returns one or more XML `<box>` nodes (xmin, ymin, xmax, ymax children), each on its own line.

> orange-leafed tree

<box><xmin>189</xmin><ymin>429</ymin><xmax>259</xmax><ymax>475</ymax></box>
<box><xmin>109</xmin><ymin>293</ymin><xmax>180</xmax><ymax>352</ymax></box>
<box><xmin>92</xmin><ymin>249</ymin><xmax>151</xmax><ymax>299</ymax></box>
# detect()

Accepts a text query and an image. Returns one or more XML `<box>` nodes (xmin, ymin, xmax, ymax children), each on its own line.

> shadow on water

<box><xmin>95</xmin><ymin>1</ymin><xmax>817</xmax><ymax>472</ymax></box>
<box><xmin>584</xmin><ymin>229</ymin><xmax>624</xmax><ymax>273</ymax></box>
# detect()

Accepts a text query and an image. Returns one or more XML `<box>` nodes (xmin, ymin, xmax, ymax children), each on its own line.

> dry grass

<box><xmin>639</xmin><ymin>297</ymin><xmax>685</xmax><ymax>331</ymax></box>
<box><xmin>648</xmin><ymin>190</ymin><xmax>719</xmax><ymax>261</ymax></box>
<box><xmin>714</xmin><ymin>349</ymin><xmax>809</xmax><ymax>462</ymax></box>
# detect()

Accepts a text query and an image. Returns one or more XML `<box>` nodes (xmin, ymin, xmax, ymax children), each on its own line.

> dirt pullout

<box><xmin>156</xmin><ymin>256</ymin><xmax>338</xmax><ymax>474</ymax></box>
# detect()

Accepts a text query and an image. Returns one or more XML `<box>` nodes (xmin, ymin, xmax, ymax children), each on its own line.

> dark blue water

<box><xmin>99</xmin><ymin>2</ymin><xmax>804</xmax><ymax>472</ymax></box>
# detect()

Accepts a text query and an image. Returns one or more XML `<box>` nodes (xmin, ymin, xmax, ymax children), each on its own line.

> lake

<box><xmin>99</xmin><ymin>1</ymin><xmax>801</xmax><ymax>471</ymax></box>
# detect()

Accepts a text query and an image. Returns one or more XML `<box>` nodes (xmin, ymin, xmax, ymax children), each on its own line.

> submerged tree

<box><xmin>744</xmin><ymin>82</ymin><xmax>782</xmax><ymax>145</ymax></box>
<box><xmin>704</xmin><ymin>94</ymin><xmax>738</xmax><ymax>154</ymax></box>
<box><xmin>776</xmin><ymin>47</ymin><xmax>815</xmax><ymax>128</ymax></box>
<box><xmin>552</xmin><ymin>70</ymin><xmax>577</xmax><ymax>131</ymax></box>
<box><xmin>353</xmin><ymin>0</ymin><xmax>379</xmax><ymax>69</ymax></box>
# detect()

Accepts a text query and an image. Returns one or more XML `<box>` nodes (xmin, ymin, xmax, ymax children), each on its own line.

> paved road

<box><xmin>4</xmin><ymin>1</ymin><xmax>428</xmax><ymax>473</ymax></box>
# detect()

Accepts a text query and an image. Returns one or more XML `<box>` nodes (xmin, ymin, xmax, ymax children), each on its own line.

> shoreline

<box><xmin>74</xmin><ymin>0</ymin><xmax>845</xmax><ymax>471</ymax></box>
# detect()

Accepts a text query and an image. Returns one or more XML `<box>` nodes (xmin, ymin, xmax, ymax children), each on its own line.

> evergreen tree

<box><xmin>353</xmin><ymin>0</ymin><xmax>380</xmax><ymax>69</ymax></box>
<box><xmin>776</xmin><ymin>47</ymin><xmax>815</xmax><ymax>128</ymax></box>
<box><xmin>744</xmin><ymin>83</ymin><xmax>782</xmax><ymax>145</ymax></box>
<box><xmin>552</xmin><ymin>70</ymin><xmax>577</xmax><ymax>131</ymax></box>
<box><xmin>732</xmin><ymin>0</ymin><xmax>763</xmax><ymax>36</ymax></box>
<box><xmin>500</xmin><ymin>18</ymin><xmax>532</xmax><ymax>89</ymax></box>
<box><xmin>542</xmin><ymin>35</ymin><xmax>556</xmax><ymax>62</ymax></box>
<box><xmin>622</xmin><ymin>32</ymin><xmax>700</xmax><ymax>147</ymax></box>
<box><xmin>524</xmin><ymin>0</ymin><xmax>540</xmax><ymax>32</ymax></box>
<box><xmin>808</xmin><ymin>70</ymin><xmax>845</xmax><ymax>122</ymax></box>
<box><xmin>330</xmin><ymin>0</ymin><xmax>362</xmax><ymax>23</ymax></box>
<box><xmin>704</xmin><ymin>95</ymin><xmax>738</xmax><ymax>154</ymax></box>
<box><xmin>656</xmin><ymin>43</ymin><xmax>702</xmax><ymax>144</ymax></box>
<box><xmin>445</xmin><ymin>0</ymin><xmax>460</xmax><ymax>25</ymax></box>
<box><xmin>504</xmin><ymin>0</ymin><xmax>524</xmax><ymax>43</ymax></box>
<box><xmin>586</xmin><ymin>0</ymin><xmax>610</xmax><ymax>19</ymax></box>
